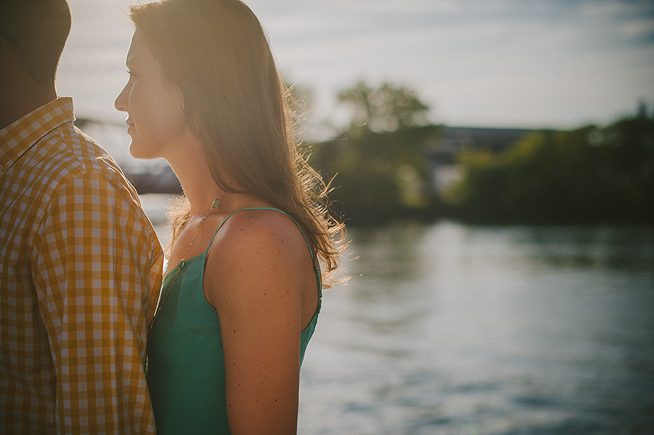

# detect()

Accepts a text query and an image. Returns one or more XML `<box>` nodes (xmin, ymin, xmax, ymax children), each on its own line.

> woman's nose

<box><xmin>115</xmin><ymin>84</ymin><xmax>129</xmax><ymax>112</ymax></box>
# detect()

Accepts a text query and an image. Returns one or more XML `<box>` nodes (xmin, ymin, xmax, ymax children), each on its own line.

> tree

<box><xmin>311</xmin><ymin>81</ymin><xmax>440</xmax><ymax>224</ymax></box>
<box><xmin>444</xmin><ymin>117</ymin><xmax>654</xmax><ymax>224</ymax></box>
<box><xmin>337</xmin><ymin>81</ymin><xmax>431</xmax><ymax>134</ymax></box>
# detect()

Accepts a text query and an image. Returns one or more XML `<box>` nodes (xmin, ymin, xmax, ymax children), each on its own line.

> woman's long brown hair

<box><xmin>131</xmin><ymin>0</ymin><xmax>345</xmax><ymax>284</ymax></box>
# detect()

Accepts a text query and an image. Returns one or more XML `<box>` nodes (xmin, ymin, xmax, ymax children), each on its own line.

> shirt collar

<box><xmin>0</xmin><ymin>97</ymin><xmax>75</xmax><ymax>174</ymax></box>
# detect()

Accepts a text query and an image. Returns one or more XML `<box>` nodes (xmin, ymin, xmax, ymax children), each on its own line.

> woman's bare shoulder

<box><xmin>203</xmin><ymin>209</ymin><xmax>308</xmax><ymax>308</ymax></box>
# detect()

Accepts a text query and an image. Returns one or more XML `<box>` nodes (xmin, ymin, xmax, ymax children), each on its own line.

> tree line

<box><xmin>309</xmin><ymin>81</ymin><xmax>654</xmax><ymax>226</ymax></box>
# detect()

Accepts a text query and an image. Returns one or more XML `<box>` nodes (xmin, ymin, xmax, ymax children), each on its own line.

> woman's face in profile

<box><xmin>115</xmin><ymin>29</ymin><xmax>186</xmax><ymax>159</ymax></box>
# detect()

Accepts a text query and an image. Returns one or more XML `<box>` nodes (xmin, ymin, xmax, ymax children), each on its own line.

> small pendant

<box><xmin>211</xmin><ymin>198</ymin><xmax>221</xmax><ymax>209</ymax></box>
<box><xmin>179</xmin><ymin>259</ymin><xmax>186</xmax><ymax>269</ymax></box>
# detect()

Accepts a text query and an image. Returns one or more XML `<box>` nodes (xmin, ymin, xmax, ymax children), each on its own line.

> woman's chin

<box><xmin>129</xmin><ymin>141</ymin><xmax>158</xmax><ymax>160</ymax></box>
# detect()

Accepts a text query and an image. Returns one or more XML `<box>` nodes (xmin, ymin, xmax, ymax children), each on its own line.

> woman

<box><xmin>114</xmin><ymin>0</ymin><xmax>345</xmax><ymax>433</ymax></box>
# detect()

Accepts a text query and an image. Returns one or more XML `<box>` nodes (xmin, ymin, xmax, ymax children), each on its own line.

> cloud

<box><xmin>59</xmin><ymin>0</ymin><xmax>654</xmax><ymax>130</ymax></box>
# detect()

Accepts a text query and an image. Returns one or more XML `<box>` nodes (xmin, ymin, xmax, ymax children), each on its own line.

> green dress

<box><xmin>146</xmin><ymin>207</ymin><xmax>322</xmax><ymax>434</ymax></box>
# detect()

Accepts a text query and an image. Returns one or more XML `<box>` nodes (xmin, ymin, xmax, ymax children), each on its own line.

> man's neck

<box><xmin>0</xmin><ymin>81</ymin><xmax>58</xmax><ymax>130</ymax></box>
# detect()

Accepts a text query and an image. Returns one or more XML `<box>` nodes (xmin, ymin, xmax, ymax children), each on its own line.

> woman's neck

<box><xmin>164</xmin><ymin>133</ymin><xmax>271</xmax><ymax>216</ymax></box>
<box><xmin>165</xmin><ymin>140</ymin><xmax>223</xmax><ymax>216</ymax></box>
<box><xmin>165</xmin><ymin>137</ymin><xmax>265</xmax><ymax>215</ymax></box>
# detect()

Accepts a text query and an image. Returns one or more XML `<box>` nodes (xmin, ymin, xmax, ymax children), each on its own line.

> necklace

<box><xmin>151</xmin><ymin>193</ymin><xmax>224</xmax><ymax>322</ymax></box>
<box><xmin>147</xmin><ymin>194</ymin><xmax>224</xmax><ymax>373</ymax></box>
<box><xmin>176</xmin><ymin>195</ymin><xmax>224</xmax><ymax>271</ymax></box>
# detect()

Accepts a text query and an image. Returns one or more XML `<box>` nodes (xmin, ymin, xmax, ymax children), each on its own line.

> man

<box><xmin>0</xmin><ymin>1</ymin><xmax>163</xmax><ymax>433</ymax></box>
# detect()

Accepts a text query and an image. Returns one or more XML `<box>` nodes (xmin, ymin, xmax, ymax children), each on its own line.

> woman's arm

<box><xmin>204</xmin><ymin>211</ymin><xmax>309</xmax><ymax>435</ymax></box>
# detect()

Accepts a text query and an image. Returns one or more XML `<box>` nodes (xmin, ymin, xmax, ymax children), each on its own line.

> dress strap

<box><xmin>203</xmin><ymin>207</ymin><xmax>322</xmax><ymax>295</ymax></box>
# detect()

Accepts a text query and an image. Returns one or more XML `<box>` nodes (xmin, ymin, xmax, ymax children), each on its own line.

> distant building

<box><xmin>425</xmin><ymin>126</ymin><xmax>533</xmax><ymax>193</ymax></box>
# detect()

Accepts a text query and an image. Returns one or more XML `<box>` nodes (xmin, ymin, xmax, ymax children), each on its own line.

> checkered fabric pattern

<box><xmin>0</xmin><ymin>97</ymin><xmax>163</xmax><ymax>434</ymax></box>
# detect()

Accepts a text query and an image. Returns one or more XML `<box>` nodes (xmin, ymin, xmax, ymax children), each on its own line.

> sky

<box><xmin>57</xmin><ymin>0</ymin><xmax>654</xmax><ymax>139</ymax></box>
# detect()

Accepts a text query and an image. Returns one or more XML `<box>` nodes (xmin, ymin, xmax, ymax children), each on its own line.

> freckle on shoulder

<box><xmin>214</xmin><ymin>210</ymin><xmax>306</xmax><ymax>263</ymax></box>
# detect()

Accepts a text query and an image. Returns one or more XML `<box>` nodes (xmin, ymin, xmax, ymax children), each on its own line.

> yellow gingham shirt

<box><xmin>0</xmin><ymin>97</ymin><xmax>163</xmax><ymax>434</ymax></box>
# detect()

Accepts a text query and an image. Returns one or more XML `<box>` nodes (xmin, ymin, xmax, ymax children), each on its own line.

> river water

<box><xmin>140</xmin><ymin>194</ymin><xmax>654</xmax><ymax>434</ymax></box>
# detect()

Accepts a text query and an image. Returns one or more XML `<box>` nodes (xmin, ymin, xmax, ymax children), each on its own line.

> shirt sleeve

<box><xmin>31</xmin><ymin>170</ymin><xmax>163</xmax><ymax>434</ymax></box>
